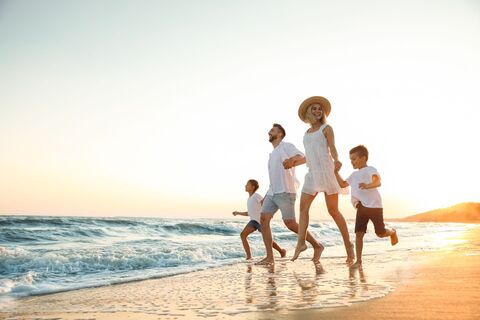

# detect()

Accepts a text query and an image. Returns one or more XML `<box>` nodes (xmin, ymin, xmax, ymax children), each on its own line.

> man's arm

<box><xmin>232</xmin><ymin>211</ymin><xmax>249</xmax><ymax>216</ymax></box>
<box><xmin>283</xmin><ymin>154</ymin><xmax>306</xmax><ymax>169</ymax></box>
<box><xmin>359</xmin><ymin>174</ymin><xmax>381</xmax><ymax>189</ymax></box>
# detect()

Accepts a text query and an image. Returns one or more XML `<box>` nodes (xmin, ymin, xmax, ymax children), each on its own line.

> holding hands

<box><xmin>334</xmin><ymin>160</ymin><xmax>342</xmax><ymax>172</ymax></box>
<box><xmin>283</xmin><ymin>155</ymin><xmax>306</xmax><ymax>169</ymax></box>
<box><xmin>283</xmin><ymin>158</ymin><xmax>295</xmax><ymax>169</ymax></box>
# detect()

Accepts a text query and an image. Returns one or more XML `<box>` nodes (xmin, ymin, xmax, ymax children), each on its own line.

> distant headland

<box><xmin>393</xmin><ymin>202</ymin><xmax>480</xmax><ymax>223</ymax></box>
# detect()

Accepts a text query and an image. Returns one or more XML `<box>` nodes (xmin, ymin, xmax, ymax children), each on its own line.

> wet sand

<box><xmin>280</xmin><ymin>227</ymin><xmax>480</xmax><ymax>320</ymax></box>
<box><xmin>1</xmin><ymin>226</ymin><xmax>479</xmax><ymax>320</ymax></box>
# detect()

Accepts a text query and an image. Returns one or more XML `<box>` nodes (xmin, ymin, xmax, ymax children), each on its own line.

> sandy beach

<box><xmin>1</xmin><ymin>225</ymin><xmax>479</xmax><ymax>320</ymax></box>
<box><xmin>284</xmin><ymin>227</ymin><xmax>480</xmax><ymax>320</ymax></box>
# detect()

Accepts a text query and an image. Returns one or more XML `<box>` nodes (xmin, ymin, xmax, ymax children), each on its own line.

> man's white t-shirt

<box><xmin>267</xmin><ymin>141</ymin><xmax>305</xmax><ymax>196</ymax></box>
<box><xmin>247</xmin><ymin>193</ymin><xmax>263</xmax><ymax>223</ymax></box>
<box><xmin>346</xmin><ymin>166</ymin><xmax>383</xmax><ymax>209</ymax></box>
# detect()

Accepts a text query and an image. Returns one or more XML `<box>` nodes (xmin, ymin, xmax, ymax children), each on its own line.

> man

<box><xmin>257</xmin><ymin>123</ymin><xmax>323</xmax><ymax>265</ymax></box>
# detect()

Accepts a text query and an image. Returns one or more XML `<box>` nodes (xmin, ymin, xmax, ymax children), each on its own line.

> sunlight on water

<box><xmin>0</xmin><ymin>216</ymin><xmax>476</xmax><ymax>306</ymax></box>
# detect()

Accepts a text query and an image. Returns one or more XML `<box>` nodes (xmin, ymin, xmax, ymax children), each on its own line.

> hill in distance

<box><xmin>396</xmin><ymin>202</ymin><xmax>480</xmax><ymax>223</ymax></box>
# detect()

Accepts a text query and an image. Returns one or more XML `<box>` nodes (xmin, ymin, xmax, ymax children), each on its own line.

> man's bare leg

<box><xmin>284</xmin><ymin>219</ymin><xmax>324</xmax><ymax>263</ymax></box>
<box><xmin>291</xmin><ymin>192</ymin><xmax>316</xmax><ymax>261</ymax></box>
<box><xmin>240</xmin><ymin>225</ymin><xmax>256</xmax><ymax>260</ymax></box>
<box><xmin>257</xmin><ymin>213</ymin><xmax>275</xmax><ymax>265</ymax></box>
<box><xmin>272</xmin><ymin>241</ymin><xmax>286</xmax><ymax>257</ymax></box>
<box><xmin>325</xmin><ymin>193</ymin><xmax>355</xmax><ymax>263</ymax></box>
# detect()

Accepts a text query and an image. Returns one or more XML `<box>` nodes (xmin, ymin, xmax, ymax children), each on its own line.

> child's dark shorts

<box><xmin>355</xmin><ymin>202</ymin><xmax>386</xmax><ymax>235</ymax></box>
<box><xmin>246</xmin><ymin>220</ymin><xmax>262</xmax><ymax>232</ymax></box>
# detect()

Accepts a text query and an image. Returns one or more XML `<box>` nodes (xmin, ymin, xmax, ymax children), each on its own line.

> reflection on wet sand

<box><xmin>348</xmin><ymin>265</ymin><xmax>369</xmax><ymax>300</ymax></box>
<box><xmin>292</xmin><ymin>262</ymin><xmax>324</xmax><ymax>308</ymax></box>
<box><xmin>3</xmin><ymin>256</ymin><xmax>395</xmax><ymax>319</ymax></box>
<box><xmin>241</xmin><ymin>257</ymin><xmax>392</xmax><ymax>312</ymax></box>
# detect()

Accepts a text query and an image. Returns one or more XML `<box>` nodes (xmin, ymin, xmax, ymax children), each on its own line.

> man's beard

<box><xmin>269</xmin><ymin>134</ymin><xmax>276</xmax><ymax>142</ymax></box>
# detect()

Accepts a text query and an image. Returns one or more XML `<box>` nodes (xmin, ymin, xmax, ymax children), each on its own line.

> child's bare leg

<box><xmin>351</xmin><ymin>231</ymin><xmax>365</xmax><ymax>267</ymax></box>
<box><xmin>257</xmin><ymin>213</ymin><xmax>275</xmax><ymax>265</ymax></box>
<box><xmin>292</xmin><ymin>192</ymin><xmax>316</xmax><ymax>261</ymax></box>
<box><xmin>325</xmin><ymin>193</ymin><xmax>355</xmax><ymax>263</ymax></box>
<box><xmin>240</xmin><ymin>225</ymin><xmax>256</xmax><ymax>260</ymax></box>
<box><xmin>377</xmin><ymin>228</ymin><xmax>398</xmax><ymax>245</ymax></box>
<box><xmin>272</xmin><ymin>241</ymin><xmax>286</xmax><ymax>257</ymax></box>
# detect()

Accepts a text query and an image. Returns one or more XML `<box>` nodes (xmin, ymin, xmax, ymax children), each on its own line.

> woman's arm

<box><xmin>324</xmin><ymin>125</ymin><xmax>342</xmax><ymax>169</ymax></box>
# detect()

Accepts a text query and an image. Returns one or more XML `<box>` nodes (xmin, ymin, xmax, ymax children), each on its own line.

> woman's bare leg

<box><xmin>291</xmin><ymin>192</ymin><xmax>317</xmax><ymax>261</ymax></box>
<box><xmin>325</xmin><ymin>193</ymin><xmax>355</xmax><ymax>263</ymax></box>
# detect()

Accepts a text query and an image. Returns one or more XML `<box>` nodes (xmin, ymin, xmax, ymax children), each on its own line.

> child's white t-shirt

<box><xmin>247</xmin><ymin>193</ymin><xmax>263</xmax><ymax>223</ymax></box>
<box><xmin>346</xmin><ymin>166</ymin><xmax>383</xmax><ymax>209</ymax></box>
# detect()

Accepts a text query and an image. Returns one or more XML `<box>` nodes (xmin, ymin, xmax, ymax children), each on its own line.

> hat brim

<box><xmin>298</xmin><ymin>96</ymin><xmax>331</xmax><ymax>122</ymax></box>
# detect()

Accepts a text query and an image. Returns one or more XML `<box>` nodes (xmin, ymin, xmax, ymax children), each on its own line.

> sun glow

<box><xmin>0</xmin><ymin>1</ymin><xmax>479</xmax><ymax>218</ymax></box>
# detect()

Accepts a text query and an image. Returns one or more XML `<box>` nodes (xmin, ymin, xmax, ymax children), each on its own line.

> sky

<box><xmin>0</xmin><ymin>0</ymin><xmax>479</xmax><ymax>219</ymax></box>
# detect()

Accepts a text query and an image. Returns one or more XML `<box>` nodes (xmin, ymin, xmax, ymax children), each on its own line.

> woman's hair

<box><xmin>247</xmin><ymin>179</ymin><xmax>259</xmax><ymax>192</ymax></box>
<box><xmin>305</xmin><ymin>104</ymin><xmax>327</xmax><ymax>125</ymax></box>
<box><xmin>350</xmin><ymin>145</ymin><xmax>369</xmax><ymax>161</ymax></box>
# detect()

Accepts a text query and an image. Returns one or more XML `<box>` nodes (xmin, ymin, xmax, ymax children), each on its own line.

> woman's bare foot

<box><xmin>391</xmin><ymin>229</ymin><xmax>398</xmax><ymax>245</ymax></box>
<box><xmin>314</xmin><ymin>261</ymin><xmax>325</xmax><ymax>274</ymax></box>
<box><xmin>350</xmin><ymin>260</ymin><xmax>362</xmax><ymax>269</ymax></box>
<box><xmin>255</xmin><ymin>257</ymin><xmax>274</xmax><ymax>265</ymax></box>
<box><xmin>291</xmin><ymin>243</ymin><xmax>308</xmax><ymax>261</ymax></box>
<box><xmin>346</xmin><ymin>242</ymin><xmax>355</xmax><ymax>264</ymax></box>
<box><xmin>279</xmin><ymin>248</ymin><xmax>287</xmax><ymax>258</ymax></box>
<box><xmin>312</xmin><ymin>244</ymin><xmax>324</xmax><ymax>263</ymax></box>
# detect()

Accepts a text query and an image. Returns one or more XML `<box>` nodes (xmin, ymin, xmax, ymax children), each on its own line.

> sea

<box><xmin>0</xmin><ymin>215</ymin><xmax>474</xmax><ymax>302</ymax></box>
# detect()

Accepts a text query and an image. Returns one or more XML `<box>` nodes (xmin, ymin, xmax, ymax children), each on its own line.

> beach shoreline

<box><xmin>2</xmin><ymin>225</ymin><xmax>479</xmax><ymax>320</ymax></box>
<box><xmin>284</xmin><ymin>226</ymin><xmax>480</xmax><ymax>320</ymax></box>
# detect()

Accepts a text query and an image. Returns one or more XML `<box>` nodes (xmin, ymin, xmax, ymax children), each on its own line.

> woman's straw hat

<box><xmin>298</xmin><ymin>96</ymin><xmax>331</xmax><ymax>122</ymax></box>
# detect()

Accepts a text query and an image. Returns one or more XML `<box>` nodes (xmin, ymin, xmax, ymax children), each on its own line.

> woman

<box><xmin>288</xmin><ymin>96</ymin><xmax>354</xmax><ymax>263</ymax></box>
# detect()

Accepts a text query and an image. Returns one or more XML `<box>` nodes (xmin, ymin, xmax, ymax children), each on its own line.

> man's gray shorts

<box><xmin>261</xmin><ymin>192</ymin><xmax>296</xmax><ymax>220</ymax></box>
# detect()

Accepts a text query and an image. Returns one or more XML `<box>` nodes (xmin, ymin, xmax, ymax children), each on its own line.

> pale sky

<box><xmin>1</xmin><ymin>0</ymin><xmax>479</xmax><ymax>219</ymax></box>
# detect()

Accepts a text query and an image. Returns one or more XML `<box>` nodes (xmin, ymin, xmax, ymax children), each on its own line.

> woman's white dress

<box><xmin>302</xmin><ymin>123</ymin><xmax>346</xmax><ymax>195</ymax></box>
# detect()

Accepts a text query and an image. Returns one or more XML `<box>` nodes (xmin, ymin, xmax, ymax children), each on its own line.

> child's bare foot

<box><xmin>246</xmin><ymin>257</ymin><xmax>253</xmax><ymax>261</ymax></box>
<box><xmin>391</xmin><ymin>229</ymin><xmax>398</xmax><ymax>246</ymax></box>
<box><xmin>350</xmin><ymin>260</ymin><xmax>362</xmax><ymax>269</ymax></box>
<box><xmin>346</xmin><ymin>242</ymin><xmax>355</xmax><ymax>264</ymax></box>
<box><xmin>312</xmin><ymin>244</ymin><xmax>324</xmax><ymax>263</ymax></box>
<box><xmin>279</xmin><ymin>248</ymin><xmax>287</xmax><ymax>258</ymax></box>
<box><xmin>255</xmin><ymin>257</ymin><xmax>274</xmax><ymax>265</ymax></box>
<box><xmin>291</xmin><ymin>243</ymin><xmax>308</xmax><ymax>261</ymax></box>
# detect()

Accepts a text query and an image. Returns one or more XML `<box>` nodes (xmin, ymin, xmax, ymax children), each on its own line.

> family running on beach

<box><xmin>232</xmin><ymin>96</ymin><xmax>398</xmax><ymax>268</ymax></box>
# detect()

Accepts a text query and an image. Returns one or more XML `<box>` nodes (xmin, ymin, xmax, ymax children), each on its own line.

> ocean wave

<box><xmin>0</xmin><ymin>216</ymin><xmax>82</xmax><ymax>227</ymax></box>
<box><xmin>0</xmin><ymin>217</ymin><xmax>471</xmax><ymax>300</ymax></box>
<box><xmin>160</xmin><ymin>222</ymin><xmax>238</xmax><ymax>235</ymax></box>
<box><xmin>0</xmin><ymin>227</ymin><xmax>111</xmax><ymax>243</ymax></box>
<box><xmin>0</xmin><ymin>241</ymin><xmax>245</xmax><ymax>298</ymax></box>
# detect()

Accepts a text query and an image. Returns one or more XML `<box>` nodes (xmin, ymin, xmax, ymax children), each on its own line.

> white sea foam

<box><xmin>0</xmin><ymin>216</ymin><xmax>476</xmax><ymax>299</ymax></box>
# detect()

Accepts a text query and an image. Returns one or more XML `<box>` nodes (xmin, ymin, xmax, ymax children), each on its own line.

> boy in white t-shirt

<box><xmin>232</xmin><ymin>179</ymin><xmax>286</xmax><ymax>260</ymax></box>
<box><xmin>334</xmin><ymin>145</ymin><xmax>398</xmax><ymax>268</ymax></box>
